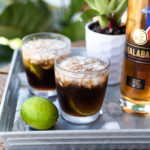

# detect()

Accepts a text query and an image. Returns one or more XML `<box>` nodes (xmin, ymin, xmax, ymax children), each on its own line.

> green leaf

<box><xmin>70</xmin><ymin>0</ymin><xmax>85</xmax><ymax>16</ymax></box>
<box><xmin>109</xmin><ymin>0</ymin><xmax>117</xmax><ymax>11</ymax></box>
<box><xmin>0</xmin><ymin>45</ymin><xmax>13</xmax><ymax>67</ymax></box>
<box><xmin>98</xmin><ymin>16</ymin><xmax>109</xmax><ymax>28</ymax></box>
<box><xmin>63</xmin><ymin>0</ymin><xmax>85</xmax><ymax>23</ymax></box>
<box><xmin>0</xmin><ymin>0</ymin><xmax>52</xmax><ymax>39</ymax></box>
<box><xmin>117</xmin><ymin>0</ymin><xmax>123</xmax><ymax>5</ymax></box>
<box><xmin>0</xmin><ymin>0</ymin><xmax>13</xmax><ymax>13</ymax></box>
<box><xmin>115</xmin><ymin>0</ymin><xmax>128</xmax><ymax>25</ymax></box>
<box><xmin>85</xmin><ymin>0</ymin><xmax>96</xmax><ymax>10</ymax></box>
<box><xmin>94</xmin><ymin>0</ymin><xmax>110</xmax><ymax>17</ymax></box>
<box><xmin>61</xmin><ymin>21</ymin><xmax>85</xmax><ymax>41</ymax></box>
<box><xmin>79</xmin><ymin>9</ymin><xmax>100</xmax><ymax>23</ymax></box>
<box><xmin>103</xmin><ymin>0</ymin><xmax>109</xmax><ymax>6</ymax></box>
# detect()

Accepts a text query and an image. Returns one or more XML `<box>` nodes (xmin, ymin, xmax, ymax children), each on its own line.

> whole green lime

<box><xmin>20</xmin><ymin>97</ymin><xmax>59</xmax><ymax>130</ymax></box>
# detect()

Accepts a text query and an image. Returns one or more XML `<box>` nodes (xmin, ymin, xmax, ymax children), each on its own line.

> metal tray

<box><xmin>0</xmin><ymin>48</ymin><xmax>150</xmax><ymax>150</ymax></box>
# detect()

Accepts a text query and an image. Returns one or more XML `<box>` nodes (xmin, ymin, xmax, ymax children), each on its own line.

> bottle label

<box><xmin>126</xmin><ymin>43</ymin><xmax>150</xmax><ymax>64</ymax></box>
<box><xmin>126</xmin><ymin>76</ymin><xmax>145</xmax><ymax>90</ymax></box>
<box><xmin>133</xmin><ymin>29</ymin><xmax>148</xmax><ymax>45</ymax></box>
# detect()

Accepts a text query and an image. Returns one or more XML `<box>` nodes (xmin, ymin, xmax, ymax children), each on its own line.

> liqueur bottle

<box><xmin>120</xmin><ymin>0</ymin><xmax>150</xmax><ymax>115</ymax></box>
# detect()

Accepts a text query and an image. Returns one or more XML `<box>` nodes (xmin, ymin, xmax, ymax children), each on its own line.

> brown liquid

<box><xmin>56</xmin><ymin>81</ymin><xmax>108</xmax><ymax>117</ymax></box>
<box><xmin>25</xmin><ymin>66</ymin><xmax>56</xmax><ymax>90</ymax></box>
<box><xmin>121</xmin><ymin>58</ymin><xmax>150</xmax><ymax>105</ymax></box>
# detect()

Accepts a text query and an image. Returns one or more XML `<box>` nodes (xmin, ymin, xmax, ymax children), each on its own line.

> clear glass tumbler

<box><xmin>54</xmin><ymin>52</ymin><xmax>110</xmax><ymax>124</ymax></box>
<box><xmin>22</xmin><ymin>32</ymin><xmax>71</xmax><ymax>97</ymax></box>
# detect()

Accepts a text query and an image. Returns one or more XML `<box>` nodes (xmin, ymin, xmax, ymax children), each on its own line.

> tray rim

<box><xmin>0</xmin><ymin>49</ymin><xmax>18</xmax><ymax>120</ymax></box>
<box><xmin>1</xmin><ymin>128</ymin><xmax>150</xmax><ymax>135</ymax></box>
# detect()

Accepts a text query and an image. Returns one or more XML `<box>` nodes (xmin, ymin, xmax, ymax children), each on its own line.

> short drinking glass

<box><xmin>54</xmin><ymin>52</ymin><xmax>110</xmax><ymax>124</ymax></box>
<box><xmin>22</xmin><ymin>32</ymin><xmax>71</xmax><ymax>97</ymax></box>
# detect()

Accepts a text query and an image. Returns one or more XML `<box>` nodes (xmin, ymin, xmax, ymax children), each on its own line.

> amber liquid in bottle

<box><xmin>120</xmin><ymin>0</ymin><xmax>150</xmax><ymax>115</ymax></box>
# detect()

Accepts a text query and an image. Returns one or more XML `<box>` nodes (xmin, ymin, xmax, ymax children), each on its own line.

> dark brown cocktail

<box><xmin>22</xmin><ymin>33</ymin><xmax>71</xmax><ymax>96</ymax></box>
<box><xmin>55</xmin><ymin>55</ymin><xmax>110</xmax><ymax>124</ymax></box>
<box><xmin>24</xmin><ymin>66</ymin><xmax>55</xmax><ymax>90</ymax></box>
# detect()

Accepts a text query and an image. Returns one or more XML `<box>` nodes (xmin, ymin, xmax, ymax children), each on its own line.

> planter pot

<box><xmin>85</xmin><ymin>21</ymin><xmax>126</xmax><ymax>85</ymax></box>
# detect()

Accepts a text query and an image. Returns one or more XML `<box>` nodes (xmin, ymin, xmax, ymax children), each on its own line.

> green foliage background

<box><xmin>0</xmin><ymin>0</ymin><xmax>85</xmax><ymax>67</ymax></box>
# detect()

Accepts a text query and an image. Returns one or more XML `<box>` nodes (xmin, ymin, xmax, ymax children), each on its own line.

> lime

<box><xmin>20</xmin><ymin>97</ymin><xmax>59</xmax><ymax>130</ymax></box>
<box><xmin>28</xmin><ymin>63</ymin><xmax>43</xmax><ymax>79</ymax></box>
<box><xmin>23</xmin><ymin>59</ymin><xmax>43</xmax><ymax>79</ymax></box>
<box><xmin>69</xmin><ymin>98</ymin><xmax>98</xmax><ymax>116</ymax></box>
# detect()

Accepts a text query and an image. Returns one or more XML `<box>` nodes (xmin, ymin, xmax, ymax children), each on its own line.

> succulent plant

<box><xmin>80</xmin><ymin>0</ymin><xmax>128</xmax><ymax>30</ymax></box>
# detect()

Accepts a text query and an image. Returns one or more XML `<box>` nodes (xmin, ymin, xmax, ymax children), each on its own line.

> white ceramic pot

<box><xmin>85</xmin><ymin>21</ymin><xmax>126</xmax><ymax>85</ymax></box>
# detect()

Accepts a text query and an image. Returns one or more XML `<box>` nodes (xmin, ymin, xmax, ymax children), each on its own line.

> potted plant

<box><xmin>80</xmin><ymin>0</ymin><xmax>128</xmax><ymax>85</ymax></box>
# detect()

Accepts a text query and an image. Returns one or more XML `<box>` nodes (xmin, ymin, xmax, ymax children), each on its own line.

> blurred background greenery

<box><xmin>0</xmin><ymin>0</ymin><xmax>86</xmax><ymax>68</ymax></box>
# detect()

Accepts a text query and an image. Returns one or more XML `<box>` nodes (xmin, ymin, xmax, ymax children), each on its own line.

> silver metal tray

<box><xmin>0</xmin><ymin>48</ymin><xmax>150</xmax><ymax>150</ymax></box>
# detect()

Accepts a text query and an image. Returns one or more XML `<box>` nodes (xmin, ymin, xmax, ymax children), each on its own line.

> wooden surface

<box><xmin>0</xmin><ymin>41</ymin><xmax>85</xmax><ymax>150</ymax></box>
<box><xmin>0</xmin><ymin>65</ymin><xmax>9</xmax><ymax>104</ymax></box>
<box><xmin>0</xmin><ymin>65</ymin><xmax>9</xmax><ymax>150</ymax></box>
